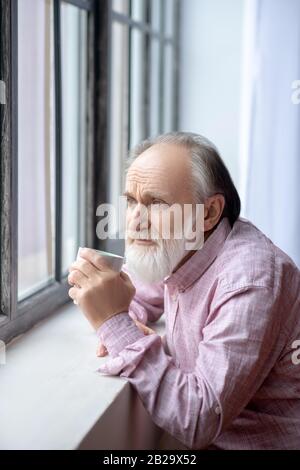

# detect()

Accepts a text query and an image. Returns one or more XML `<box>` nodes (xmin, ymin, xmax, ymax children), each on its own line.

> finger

<box><xmin>120</xmin><ymin>271</ymin><xmax>136</xmax><ymax>292</ymax></box>
<box><xmin>134</xmin><ymin>319</ymin><xmax>155</xmax><ymax>335</ymax></box>
<box><xmin>96</xmin><ymin>342</ymin><xmax>108</xmax><ymax>357</ymax></box>
<box><xmin>96</xmin><ymin>344</ymin><xmax>108</xmax><ymax>357</ymax></box>
<box><xmin>69</xmin><ymin>257</ymin><xmax>98</xmax><ymax>278</ymax></box>
<box><xmin>68</xmin><ymin>269</ymin><xmax>87</xmax><ymax>288</ymax></box>
<box><xmin>68</xmin><ymin>286</ymin><xmax>79</xmax><ymax>301</ymax></box>
<box><xmin>78</xmin><ymin>248</ymin><xmax>111</xmax><ymax>271</ymax></box>
<box><xmin>120</xmin><ymin>270</ymin><xmax>131</xmax><ymax>282</ymax></box>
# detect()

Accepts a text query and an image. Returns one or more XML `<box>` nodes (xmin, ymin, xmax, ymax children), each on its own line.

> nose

<box><xmin>128</xmin><ymin>203</ymin><xmax>150</xmax><ymax>233</ymax></box>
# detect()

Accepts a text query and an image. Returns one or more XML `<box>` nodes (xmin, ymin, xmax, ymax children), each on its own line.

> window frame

<box><xmin>0</xmin><ymin>0</ymin><xmax>109</xmax><ymax>343</ymax></box>
<box><xmin>0</xmin><ymin>0</ymin><xmax>180</xmax><ymax>343</ymax></box>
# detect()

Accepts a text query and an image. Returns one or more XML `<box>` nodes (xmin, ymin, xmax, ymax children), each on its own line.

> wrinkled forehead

<box><xmin>125</xmin><ymin>143</ymin><xmax>193</xmax><ymax>201</ymax></box>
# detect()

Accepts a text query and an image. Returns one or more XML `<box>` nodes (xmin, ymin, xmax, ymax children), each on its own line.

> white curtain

<box><xmin>243</xmin><ymin>0</ymin><xmax>300</xmax><ymax>267</ymax></box>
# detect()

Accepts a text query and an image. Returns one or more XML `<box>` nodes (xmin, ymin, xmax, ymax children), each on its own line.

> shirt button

<box><xmin>215</xmin><ymin>406</ymin><xmax>221</xmax><ymax>415</ymax></box>
<box><xmin>171</xmin><ymin>293</ymin><xmax>178</xmax><ymax>301</ymax></box>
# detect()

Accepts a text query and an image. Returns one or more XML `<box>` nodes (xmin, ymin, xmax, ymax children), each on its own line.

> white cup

<box><xmin>72</xmin><ymin>248</ymin><xmax>125</xmax><ymax>305</ymax></box>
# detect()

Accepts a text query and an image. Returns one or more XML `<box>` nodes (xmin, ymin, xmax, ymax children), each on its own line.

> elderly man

<box><xmin>68</xmin><ymin>132</ymin><xmax>300</xmax><ymax>450</ymax></box>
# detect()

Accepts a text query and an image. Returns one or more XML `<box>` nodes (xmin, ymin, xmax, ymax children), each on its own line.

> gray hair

<box><xmin>125</xmin><ymin>131</ymin><xmax>241</xmax><ymax>227</ymax></box>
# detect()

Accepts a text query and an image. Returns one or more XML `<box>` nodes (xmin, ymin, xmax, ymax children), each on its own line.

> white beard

<box><xmin>124</xmin><ymin>235</ymin><xmax>188</xmax><ymax>284</ymax></box>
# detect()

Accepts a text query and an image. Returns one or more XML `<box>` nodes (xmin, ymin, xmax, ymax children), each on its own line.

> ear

<box><xmin>204</xmin><ymin>194</ymin><xmax>225</xmax><ymax>232</ymax></box>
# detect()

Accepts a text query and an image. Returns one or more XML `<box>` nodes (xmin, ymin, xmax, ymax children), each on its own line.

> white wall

<box><xmin>178</xmin><ymin>0</ymin><xmax>245</xmax><ymax>189</ymax></box>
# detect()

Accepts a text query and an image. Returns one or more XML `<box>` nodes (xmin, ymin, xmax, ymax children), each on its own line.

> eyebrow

<box><xmin>123</xmin><ymin>190</ymin><xmax>170</xmax><ymax>202</ymax></box>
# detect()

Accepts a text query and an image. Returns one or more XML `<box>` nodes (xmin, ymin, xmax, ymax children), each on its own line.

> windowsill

<box><xmin>0</xmin><ymin>302</ymin><xmax>165</xmax><ymax>450</ymax></box>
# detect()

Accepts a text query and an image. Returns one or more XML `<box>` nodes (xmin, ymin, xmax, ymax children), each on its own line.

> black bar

<box><xmin>0</xmin><ymin>450</ymin><xmax>296</xmax><ymax>464</ymax></box>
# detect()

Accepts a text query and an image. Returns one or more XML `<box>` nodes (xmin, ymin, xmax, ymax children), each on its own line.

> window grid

<box><xmin>0</xmin><ymin>0</ymin><xmax>180</xmax><ymax>342</ymax></box>
<box><xmin>111</xmin><ymin>0</ymin><xmax>179</xmax><ymax>142</ymax></box>
<box><xmin>0</xmin><ymin>0</ymin><xmax>95</xmax><ymax>342</ymax></box>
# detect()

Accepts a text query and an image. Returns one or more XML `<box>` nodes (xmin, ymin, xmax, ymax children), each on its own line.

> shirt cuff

<box><xmin>96</xmin><ymin>312</ymin><xmax>145</xmax><ymax>358</ymax></box>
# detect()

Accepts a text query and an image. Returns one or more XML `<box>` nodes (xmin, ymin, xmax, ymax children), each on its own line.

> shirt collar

<box><xmin>163</xmin><ymin>217</ymin><xmax>232</xmax><ymax>292</ymax></box>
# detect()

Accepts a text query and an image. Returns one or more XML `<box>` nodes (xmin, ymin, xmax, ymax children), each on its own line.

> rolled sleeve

<box><xmin>96</xmin><ymin>312</ymin><xmax>145</xmax><ymax>358</ymax></box>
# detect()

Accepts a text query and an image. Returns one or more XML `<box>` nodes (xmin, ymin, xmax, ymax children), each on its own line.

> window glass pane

<box><xmin>129</xmin><ymin>29</ymin><xmax>146</xmax><ymax>147</ymax></box>
<box><xmin>112</xmin><ymin>0</ymin><xmax>129</xmax><ymax>16</ymax></box>
<box><xmin>164</xmin><ymin>0</ymin><xmax>175</xmax><ymax>38</ymax></box>
<box><xmin>131</xmin><ymin>0</ymin><xmax>147</xmax><ymax>23</ymax></box>
<box><xmin>163</xmin><ymin>44</ymin><xmax>175</xmax><ymax>132</ymax></box>
<box><xmin>61</xmin><ymin>3</ymin><xmax>87</xmax><ymax>274</ymax></box>
<box><xmin>149</xmin><ymin>38</ymin><xmax>161</xmax><ymax>136</ymax></box>
<box><xmin>18</xmin><ymin>0</ymin><xmax>55</xmax><ymax>300</ymax></box>
<box><xmin>150</xmin><ymin>0</ymin><xmax>161</xmax><ymax>33</ymax></box>
<box><xmin>109</xmin><ymin>22</ymin><xmax>129</xmax><ymax>214</ymax></box>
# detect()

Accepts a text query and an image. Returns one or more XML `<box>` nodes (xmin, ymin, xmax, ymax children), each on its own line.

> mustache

<box><xmin>126</xmin><ymin>229</ymin><xmax>160</xmax><ymax>240</ymax></box>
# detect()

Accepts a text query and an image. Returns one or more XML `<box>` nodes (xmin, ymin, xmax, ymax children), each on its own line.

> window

<box><xmin>108</xmin><ymin>0</ymin><xmax>179</xmax><ymax>250</ymax></box>
<box><xmin>60</xmin><ymin>2</ymin><xmax>88</xmax><ymax>275</ymax></box>
<box><xmin>17</xmin><ymin>0</ymin><xmax>57</xmax><ymax>300</ymax></box>
<box><xmin>0</xmin><ymin>0</ymin><xmax>94</xmax><ymax>343</ymax></box>
<box><xmin>0</xmin><ymin>0</ymin><xmax>179</xmax><ymax>343</ymax></box>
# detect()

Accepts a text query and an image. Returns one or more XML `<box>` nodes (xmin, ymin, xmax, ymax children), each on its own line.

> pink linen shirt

<box><xmin>97</xmin><ymin>216</ymin><xmax>300</xmax><ymax>450</ymax></box>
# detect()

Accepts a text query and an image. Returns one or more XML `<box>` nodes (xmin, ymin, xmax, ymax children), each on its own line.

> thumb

<box><xmin>120</xmin><ymin>270</ymin><xmax>136</xmax><ymax>296</ymax></box>
<box><xmin>96</xmin><ymin>341</ymin><xmax>108</xmax><ymax>357</ymax></box>
<box><xmin>120</xmin><ymin>270</ymin><xmax>131</xmax><ymax>282</ymax></box>
<box><xmin>134</xmin><ymin>319</ymin><xmax>155</xmax><ymax>336</ymax></box>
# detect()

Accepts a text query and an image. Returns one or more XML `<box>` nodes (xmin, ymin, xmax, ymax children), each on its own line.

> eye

<box><xmin>151</xmin><ymin>200</ymin><xmax>169</xmax><ymax>209</ymax></box>
<box><xmin>126</xmin><ymin>196</ymin><xmax>137</xmax><ymax>206</ymax></box>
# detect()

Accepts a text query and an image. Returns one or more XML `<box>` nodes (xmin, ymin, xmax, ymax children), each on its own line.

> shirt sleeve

<box><xmin>96</xmin><ymin>285</ymin><xmax>281</xmax><ymax>449</ymax></box>
<box><xmin>121</xmin><ymin>264</ymin><xmax>165</xmax><ymax>325</ymax></box>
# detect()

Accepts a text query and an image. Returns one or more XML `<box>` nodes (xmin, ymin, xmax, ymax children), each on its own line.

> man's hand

<box><xmin>96</xmin><ymin>319</ymin><xmax>155</xmax><ymax>357</ymax></box>
<box><xmin>68</xmin><ymin>248</ymin><xmax>136</xmax><ymax>330</ymax></box>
